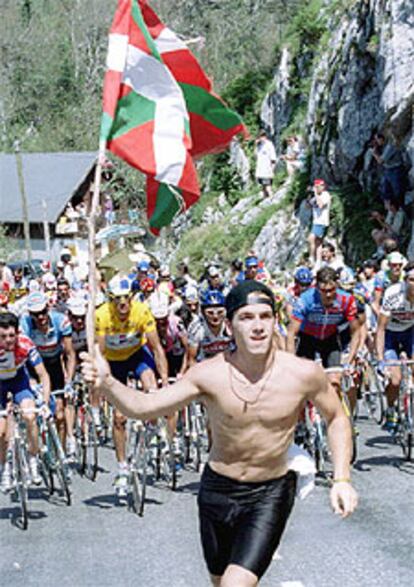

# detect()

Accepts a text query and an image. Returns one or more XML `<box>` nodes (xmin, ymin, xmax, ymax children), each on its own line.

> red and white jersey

<box><xmin>0</xmin><ymin>334</ymin><xmax>42</xmax><ymax>381</ymax></box>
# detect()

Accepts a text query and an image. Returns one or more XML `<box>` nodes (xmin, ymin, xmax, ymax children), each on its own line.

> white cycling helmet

<box><xmin>27</xmin><ymin>292</ymin><xmax>48</xmax><ymax>313</ymax></box>
<box><xmin>148</xmin><ymin>291</ymin><xmax>170</xmax><ymax>319</ymax></box>
<box><xmin>107</xmin><ymin>275</ymin><xmax>132</xmax><ymax>298</ymax></box>
<box><xmin>67</xmin><ymin>297</ymin><xmax>87</xmax><ymax>316</ymax></box>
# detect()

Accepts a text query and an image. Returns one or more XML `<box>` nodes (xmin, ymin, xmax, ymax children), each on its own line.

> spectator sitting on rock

<box><xmin>370</xmin><ymin>200</ymin><xmax>407</xmax><ymax>253</ymax></box>
<box><xmin>281</xmin><ymin>135</ymin><xmax>305</xmax><ymax>178</ymax></box>
<box><xmin>372</xmin><ymin>131</ymin><xmax>410</xmax><ymax>208</ymax></box>
<box><xmin>255</xmin><ymin>130</ymin><xmax>276</xmax><ymax>198</ymax></box>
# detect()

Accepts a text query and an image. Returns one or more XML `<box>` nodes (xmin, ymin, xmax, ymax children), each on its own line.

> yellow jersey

<box><xmin>95</xmin><ymin>300</ymin><xmax>156</xmax><ymax>361</ymax></box>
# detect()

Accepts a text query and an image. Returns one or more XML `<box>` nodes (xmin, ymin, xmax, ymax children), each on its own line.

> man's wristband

<box><xmin>333</xmin><ymin>478</ymin><xmax>352</xmax><ymax>484</ymax></box>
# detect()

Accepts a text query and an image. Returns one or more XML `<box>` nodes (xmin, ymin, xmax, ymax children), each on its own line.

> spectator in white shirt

<box><xmin>307</xmin><ymin>178</ymin><xmax>331</xmax><ymax>263</ymax></box>
<box><xmin>255</xmin><ymin>130</ymin><xmax>277</xmax><ymax>198</ymax></box>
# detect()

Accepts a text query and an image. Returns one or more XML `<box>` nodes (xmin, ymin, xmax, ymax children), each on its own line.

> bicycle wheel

<box><xmin>129</xmin><ymin>428</ymin><xmax>147</xmax><ymax>516</ymax></box>
<box><xmin>398</xmin><ymin>391</ymin><xmax>413</xmax><ymax>461</ymax></box>
<box><xmin>368</xmin><ymin>367</ymin><xmax>386</xmax><ymax>425</ymax></box>
<box><xmin>14</xmin><ymin>439</ymin><xmax>29</xmax><ymax>530</ymax></box>
<box><xmin>47</xmin><ymin>420</ymin><xmax>71</xmax><ymax>505</ymax></box>
<box><xmin>341</xmin><ymin>392</ymin><xmax>358</xmax><ymax>464</ymax></box>
<box><xmin>81</xmin><ymin>408</ymin><xmax>99</xmax><ymax>481</ymax></box>
<box><xmin>314</xmin><ymin>419</ymin><xmax>329</xmax><ymax>475</ymax></box>
<box><xmin>155</xmin><ymin>424</ymin><xmax>177</xmax><ymax>491</ymax></box>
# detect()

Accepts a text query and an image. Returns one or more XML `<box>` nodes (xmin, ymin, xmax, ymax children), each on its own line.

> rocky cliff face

<box><xmin>255</xmin><ymin>0</ymin><xmax>414</xmax><ymax>270</ymax></box>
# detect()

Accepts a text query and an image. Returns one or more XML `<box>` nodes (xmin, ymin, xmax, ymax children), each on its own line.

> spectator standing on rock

<box><xmin>255</xmin><ymin>130</ymin><xmax>276</xmax><ymax>198</ymax></box>
<box><xmin>307</xmin><ymin>179</ymin><xmax>332</xmax><ymax>264</ymax></box>
<box><xmin>372</xmin><ymin>132</ymin><xmax>409</xmax><ymax>207</ymax></box>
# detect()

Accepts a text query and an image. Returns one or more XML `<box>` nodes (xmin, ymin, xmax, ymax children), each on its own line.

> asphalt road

<box><xmin>1</xmin><ymin>411</ymin><xmax>413</xmax><ymax>587</ymax></box>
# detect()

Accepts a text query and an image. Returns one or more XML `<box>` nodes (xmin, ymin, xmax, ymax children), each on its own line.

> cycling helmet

<box><xmin>140</xmin><ymin>277</ymin><xmax>155</xmax><ymax>293</ymax></box>
<box><xmin>107</xmin><ymin>275</ymin><xmax>132</xmax><ymax>298</ymax></box>
<box><xmin>148</xmin><ymin>292</ymin><xmax>169</xmax><ymax>319</ymax></box>
<box><xmin>294</xmin><ymin>266</ymin><xmax>313</xmax><ymax>286</ymax></box>
<box><xmin>184</xmin><ymin>286</ymin><xmax>199</xmax><ymax>303</ymax></box>
<box><xmin>27</xmin><ymin>292</ymin><xmax>48</xmax><ymax>313</ymax></box>
<box><xmin>67</xmin><ymin>297</ymin><xmax>87</xmax><ymax>316</ymax></box>
<box><xmin>200</xmin><ymin>289</ymin><xmax>225</xmax><ymax>308</ymax></box>
<box><xmin>338</xmin><ymin>267</ymin><xmax>356</xmax><ymax>290</ymax></box>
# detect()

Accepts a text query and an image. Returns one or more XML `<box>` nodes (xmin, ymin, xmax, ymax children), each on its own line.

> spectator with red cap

<box><xmin>307</xmin><ymin>178</ymin><xmax>332</xmax><ymax>264</ymax></box>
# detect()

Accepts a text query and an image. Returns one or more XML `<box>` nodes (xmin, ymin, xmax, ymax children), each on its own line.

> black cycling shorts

<box><xmin>198</xmin><ymin>464</ymin><xmax>296</xmax><ymax>579</ymax></box>
<box><xmin>43</xmin><ymin>356</ymin><xmax>65</xmax><ymax>392</ymax></box>
<box><xmin>296</xmin><ymin>332</ymin><xmax>341</xmax><ymax>368</ymax></box>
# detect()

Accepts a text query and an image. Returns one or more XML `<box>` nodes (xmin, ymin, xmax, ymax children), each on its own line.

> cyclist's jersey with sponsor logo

<box><xmin>380</xmin><ymin>282</ymin><xmax>414</xmax><ymax>332</ymax></box>
<box><xmin>188</xmin><ymin>317</ymin><xmax>232</xmax><ymax>361</ymax></box>
<box><xmin>0</xmin><ymin>334</ymin><xmax>43</xmax><ymax>387</ymax></box>
<box><xmin>292</xmin><ymin>288</ymin><xmax>357</xmax><ymax>339</ymax></box>
<box><xmin>20</xmin><ymin>311</ymin><xmax>72</xmax><ymax>359</ymax></box>
<box><xmin>72</xmin><ymin>327</ymin><xmax>87</xmax><ymax>355</ymax></box>
<box><xmin>95</xmin><ymin>301</ymin><xmax>156</xmax><ymax>361</ymax></box>
<box><xmin>159</xmin><ymin>315</ymin><xmax>187</xmax><ymax>356</ymax></box>
<box><xmin>374</xmin><ymin>270</ymin><xmax>403</xmax><ymax>294</ymax></box>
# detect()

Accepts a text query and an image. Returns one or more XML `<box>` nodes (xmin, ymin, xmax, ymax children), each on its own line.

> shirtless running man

<box><xmin>81</xmin><ymin>280</ymin><xmax>358</xmax><ymax>587</ymax></box>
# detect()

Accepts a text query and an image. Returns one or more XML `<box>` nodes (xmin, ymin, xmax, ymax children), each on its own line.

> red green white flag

<box><xmin>101</xmin><ymin>0</ymin><xmax>246</xmax><ymax>235</ymax></box>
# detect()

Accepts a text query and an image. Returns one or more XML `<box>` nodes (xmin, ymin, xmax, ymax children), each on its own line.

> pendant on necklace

<box><xmin>243</xmin><ymin>401</ymin><xmax>248</xmax><ymax>413</ymax></box>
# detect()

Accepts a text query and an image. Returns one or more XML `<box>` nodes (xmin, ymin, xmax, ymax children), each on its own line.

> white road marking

<box><xmin>280</xmin><ymin>582</ymin><xmax>305</xmax><ymax>587</ymax></box>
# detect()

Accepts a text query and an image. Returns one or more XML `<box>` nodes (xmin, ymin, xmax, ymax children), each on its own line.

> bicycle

<box><xmin>380</xmin><ymin>358</ymin><xmax>414</xmax><ymax>461</ymax></box>
<box><xmin>181</xmin><ymin>401</ymin><xmax>208</xmax><ymax>472</ymax></box>
<box><xmin>355</xmin><ymin>356</ymin><xmax>386</xmax><ymax>425</ymax></box>
<box><xmin>35</xmin><ymin>389</ymin><xmax>72</xmax><ymax>505</ymax></box>
<box><xmin>295</xmin><ymin>401</ymin><xmax>330</xmax><ymax>476</ymax></box>
<box><xmin>325</xmin><ymin>366</ymin><xmax>358</xmax><ymax>465</ymax></box>
<box><xmin>0</xmin><ymin>400</ymin><xmax>39</xmax><ymax>530</ymax></box>
<box><xmin>73</xmin><ymin>374</ymin><xmax>99</xmax><ymax>481</ymax></box>
<box><xmin>126</xmin><ymin>418</ymin><xmax>147</xmax><ymax>516</ymax></box>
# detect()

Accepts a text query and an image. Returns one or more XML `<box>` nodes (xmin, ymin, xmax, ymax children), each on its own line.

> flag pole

<box><xmin>86</xmin><ymin>140</ymin><xmax>106</xmax><ymax>357</ymax></box>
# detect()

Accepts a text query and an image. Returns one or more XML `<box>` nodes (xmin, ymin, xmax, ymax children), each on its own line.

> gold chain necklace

<box><xmin>228</xmin><ymin>352</ymin><xmax>275</xmax><ymax>412</ymax></box>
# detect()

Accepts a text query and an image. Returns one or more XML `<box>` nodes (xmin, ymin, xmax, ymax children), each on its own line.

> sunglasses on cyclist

<box><xmin>204</xmin><ymin>307</ymin><xmax>225</xmax><ymax>318</ymax></box>
<box><xmin>318</xmin><ymin>285</ymin><xmax>336</xmax><ymax>295</ymax></box>
<box><xmin>30</xmin><ymin>309</ymin><xmax>48</xmax><ymax>317</ymax></box>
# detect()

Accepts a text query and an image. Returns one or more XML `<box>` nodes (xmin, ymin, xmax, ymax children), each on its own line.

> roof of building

<box><xmin>0</xmin><ymin>151</ymin><xmax>97</xmax><ymax>223</ymax></box>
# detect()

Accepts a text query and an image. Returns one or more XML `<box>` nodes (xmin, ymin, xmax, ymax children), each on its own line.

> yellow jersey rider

<box><xmin>95</xmin><ymin>274</ymin><xmax>168</xmax><ymax>496</ymax></box>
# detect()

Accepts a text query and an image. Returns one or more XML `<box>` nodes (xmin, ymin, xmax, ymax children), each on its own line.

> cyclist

<box><xmin>20</xmin><ymin>292</ymin><xmax>77</xmax><ymax>457</ymax></box>
<box><xmin>286</xmin><ymin>266</ymin><xmax>314</xmax><ymax>319</ymax></box>
<box><xmin>287</xmin><ymin>267</ymin><xmax>359</xmax><ymax>393</ymax></box>
<box><xmin>337</xmin><ymin>267</ymin><xmax>367</xmax><ymax>413</ymax></box>
<box><xmin>375</xmin><ymin>260</ymin><xmax>414</xmax><ymax>430</ymax></box>
<box><xmin>0</xmin><ymin>311</ymin><xmax>51</xmax><ymax>491</ymax></box>
<box><xmin>67</xmin><ymin>297</ymin><xmax>102</xmax><ymax>432</ymax></box>
<box><xmin>95</xmin><ymin>274</ymin><xmax>168</xmax><ymax>496</ymax></box>
<box><xmin>371</xmin><ymin>251</ymin><xmax>406</xmax><ymax>317</ymax></box>
<box><xmin>9</xmin><ymin>265</ymin><xmax>29</xmax><ymax>304</ymax></box>
<box><xmin>149</xmin><ymin>293</ymin><xmax>189</xmax><ymax>378</ymax></box>
<box><xmin>55</xmin><ymin>278</ymin><xmax>72</xmax><ymax>314</ymax></box>
<box><xmin>188</xmin><ymin>290</ymin><xmax>232</xmax><ymax>366</ymax></box>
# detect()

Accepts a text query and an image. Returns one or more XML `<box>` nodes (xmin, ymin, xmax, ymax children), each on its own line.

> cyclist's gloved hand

<box><xmin>64</xmin><ymin>382</ymin><xmax>74</xmax><ymax>398</ymax></box>
<box><xmin>40</xmin><ymin>403</ymin><xmax>51</xmax><ymax>419</ymax></box>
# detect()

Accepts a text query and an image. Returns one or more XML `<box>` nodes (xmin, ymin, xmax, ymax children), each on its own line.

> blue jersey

<box><xmin>20</xmin><ymin>310</ymin><xmax>72</xmax><ymax>359</ymax></box>
<box><xmin>292</xmin><ymin>287</ymin><xmax>357</xmax><ymax>340</ymax></box>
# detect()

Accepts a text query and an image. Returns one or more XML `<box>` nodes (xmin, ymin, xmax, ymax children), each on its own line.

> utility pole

<box><xmin>42</xmin><ymin>199</ymin><xmax>51</xmax><ymax>260</ymax></box>
<box><xmin>14</xmin><ymin>140</ymin><xmax>32</xmax><ymax>262</ymax></box>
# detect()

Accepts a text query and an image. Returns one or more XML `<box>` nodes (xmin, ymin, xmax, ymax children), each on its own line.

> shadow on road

<box><xmin>175</xmin><ymin>480</ymin><xmax>200</xmax><ymax>495</ymax></box>
<box><xmin>0</xmin><ymin>505</ymin><xmax>47</xmax><ymax>529</ymax></box>
<box><xmin>83</xmin><ymin>492</ymin><xmax>162</xmax><ymax>510</ymax></box>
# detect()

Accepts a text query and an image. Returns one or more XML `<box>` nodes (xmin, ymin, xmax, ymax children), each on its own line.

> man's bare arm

<box><xmin>309</xmin><ymin>365</ymin><xmax>358</xmax><ymax>517</ymax></box>
<box><xmin>146</xmin><ymin>329</ymin><xmax>169</xmax><ymax>386</ymax></box>
<box><xmin>286</xmin><ymin>319</ymin><xmax>301</xmax><ymax>354</ymax></box>
<box><xmin>375</xmin><ymin>313</ymin><xmax>389</xmax><ymax>360</ymax></box>
<box><xmin>80</xmin><ymin>346</ymin><xmax>201</xmax><ymax>420</ymax></box>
